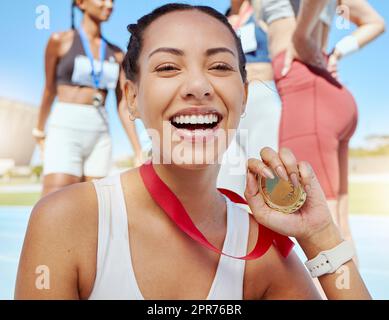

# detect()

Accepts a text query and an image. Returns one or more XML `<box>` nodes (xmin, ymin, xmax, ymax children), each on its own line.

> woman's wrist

<box><xmin>334</xmin><ymin>35</ymin><xmax>359</xmax><ymax>59</ymax></box>
<box><xmin>332</xmin><ymin>48</ymin><xmax>343</xmax><ymax>60</ymax></box>
<box><xmin>297</xmin><ymin>223</ymin><xmax>344</xmax><ymax>260</ymax></box>
<box><xmin>32</xmin><ymin>127</ymin><xmax>46</xmax><ymax>139</ymax></box>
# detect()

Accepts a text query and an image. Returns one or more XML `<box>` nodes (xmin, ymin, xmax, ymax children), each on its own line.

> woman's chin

<box><xmin>96</xmin><ymin>13</ymin><xmax>112</xmax><ymax>22</ymax></box>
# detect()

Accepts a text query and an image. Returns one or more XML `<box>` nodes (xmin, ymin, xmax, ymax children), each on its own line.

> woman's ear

<box><xmin>124</xmin><ymin>80</ymin><xmax>140</xmax><ymax>119</ymax></box>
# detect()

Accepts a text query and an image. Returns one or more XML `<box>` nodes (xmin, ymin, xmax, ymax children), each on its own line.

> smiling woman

<box><xmin>14</xmin><ymin>3</ymin><xmax>370</xmax><ymax>300</ymax></box>
<box><xmin>122</xmin><ymin>5</ymin><xmax>248</xmax><ymax>166</ymax></box>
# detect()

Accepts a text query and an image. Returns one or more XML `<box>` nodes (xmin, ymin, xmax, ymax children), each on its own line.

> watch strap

<box><xmin>305</xmin><ymin>240</ymin><xmax>355</xmax><ymax>278</ymax></box>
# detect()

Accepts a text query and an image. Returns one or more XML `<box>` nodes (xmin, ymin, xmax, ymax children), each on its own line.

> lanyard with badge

<box><xmin>78</xmin><ymin>26</ymin><xmax>107</xmax><ymax>107</ymax></box>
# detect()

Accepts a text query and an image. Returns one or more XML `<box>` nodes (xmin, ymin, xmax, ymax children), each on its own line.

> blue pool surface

<box><xmin>1</xmin><ymin>206</ymin><xmax>388</xmax><ymax>300</ymax></box>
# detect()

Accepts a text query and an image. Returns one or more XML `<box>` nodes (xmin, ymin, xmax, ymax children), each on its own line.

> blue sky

<box><xmin>0</xmin><ymin>0</ymin><xmax>388</xmax><ymax>161</ymax></box>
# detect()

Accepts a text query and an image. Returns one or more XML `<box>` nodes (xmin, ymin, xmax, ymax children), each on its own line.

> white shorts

<box><xmin>217</xmin><ymin>80</ymin><xmax>281</xmax><ymax>197</ymax></box>
<box><xmin>43</xmin><ymin>102</ymin><xmax>112</xmax><ymax>178</ymax></box>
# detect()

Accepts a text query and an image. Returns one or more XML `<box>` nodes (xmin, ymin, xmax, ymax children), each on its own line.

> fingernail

<box><xmin>290</xmin><ymin>172</ymin><xmax>299</xmax><ymax>188</ymax></box>
<box><xmin>263</xmin><ymin>167</ymin><xmax>275</xmax><ymax>180</ymax></box>
<box><xmin>281</xmin><ymin>68</ymin><xmax>287</xmax><ymax>77</ymax></box>
<box><xmin>304</xmin><ymin>184</ymin><xmax>311</xmax><ymax>194</ymax></box>
<box><xmin>276</xmin><ymin>166</ymin><xmax>288</xmax><ymax>181</ymax></box>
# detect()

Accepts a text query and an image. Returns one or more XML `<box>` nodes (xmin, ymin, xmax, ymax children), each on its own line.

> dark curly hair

<box><xmin>122</xmin><ymin>3</ymin><xmax>247</xmax><ymax>83</ymax></box>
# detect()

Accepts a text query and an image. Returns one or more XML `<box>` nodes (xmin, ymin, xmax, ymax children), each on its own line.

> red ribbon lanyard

<box><xmin>139</xmin><ymin>161</ymin><xmax>294</xmax><ymax>260</ymax></box>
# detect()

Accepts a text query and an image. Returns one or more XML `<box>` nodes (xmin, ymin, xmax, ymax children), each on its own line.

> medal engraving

<box><xmin>259</xmin><ymin>173</ymin><xmax>306</xmax><ymax>214</ymax></box>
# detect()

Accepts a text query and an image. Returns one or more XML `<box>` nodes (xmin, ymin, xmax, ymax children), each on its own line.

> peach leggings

<box><xmin>272</xmin><ymin>51</ymin><xmax>358</xmax><ymax>200</ymax></box>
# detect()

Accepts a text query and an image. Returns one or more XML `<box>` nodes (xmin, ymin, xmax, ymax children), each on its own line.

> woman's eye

<box><xmin>155</xmin><ymin>64</ymin><xmax>178</xmax><ymax>72</ymax></box>
<box><xmin>211</xmin><ymin>63</ymin><xmax>233</xmax><ymax>71</ymax></box>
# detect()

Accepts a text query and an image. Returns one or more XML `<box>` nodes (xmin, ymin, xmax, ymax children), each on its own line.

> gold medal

<box><xmin>258</xmin><ymin>172</ymin><xmax>306</xmax><ymax>214</ymax></box>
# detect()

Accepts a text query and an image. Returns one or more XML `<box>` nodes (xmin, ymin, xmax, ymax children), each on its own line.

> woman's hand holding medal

<box><xmin>244</xmin><ymin>147</ymin><xmax>342</xmax><ymax>250</ymax></box>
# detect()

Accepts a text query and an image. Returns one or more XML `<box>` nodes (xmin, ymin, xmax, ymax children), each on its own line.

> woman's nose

<box><xmin>180</xmin><ymin>70</ymin><xmax>214</xmax><ymax>102</ymax></box>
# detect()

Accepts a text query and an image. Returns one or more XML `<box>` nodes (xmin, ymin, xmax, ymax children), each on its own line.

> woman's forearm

<box><xmin>267</xmin><ymin>17</ymin><xmax>296</xmax><ymax>58</ymax></box>
<box><xmin>333</xmin><ymin>23</ymin><xmax>385</xmax><ymax>60</ymax></box>
<box><xmin>294</xmin><ymin>0</ymin><xmax>330</xmax><ymax>40</ymax></box>
<box><xmin>333</xmin><ymin>0</ymin><xmax>385</xmax><ymax>59</ymax></box>
<box><xmin>298</xmin><ymin>224</ymin><xmax>372</xmax><ymax>300</ymax></box>
<box><xmin>348</xmin><ymin>22</ymin><xmax>385</xmax><ymax>51</ymax></box>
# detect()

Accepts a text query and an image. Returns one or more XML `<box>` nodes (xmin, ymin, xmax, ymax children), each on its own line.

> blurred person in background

<box><xmin>259</xmin><ymin>0</ymin><xmax>385</xmax><ymax>265</ymax></box>
<box><xmin>33</xmin><ymin>0</ymin><xmax>143</xmax><ymax>197</ymax></box>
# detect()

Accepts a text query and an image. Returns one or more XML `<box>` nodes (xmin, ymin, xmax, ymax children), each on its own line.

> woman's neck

<box><xmin>152</xmin><ymin>163</ymin><xmax>226</xmax><ymax>225</ymax></box>
<box><xmin>80</xmin><ymin>14</ymin><xmax>101</xmax><ymax>39</ymax></box>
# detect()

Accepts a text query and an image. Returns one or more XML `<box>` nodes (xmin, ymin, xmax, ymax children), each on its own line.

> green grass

<box><xmin>349</xmin><ymin>145</ymin><xmax>389</xmax><ymax>157</ymax></box>
<box><xmin>349</xmin><ymin>182</ymin><xmax>389</xmax><ymax>215</ymax></box>
<box><xmin>0</xmin><ymin>193</ymin><xmax>40</xmax><ymax>206</ymax></box>
<box><xmin>0</xmin><ymin>182</ymin><xmax>388</xmax><ymax>215</ymax></box>
<box><xmin>0</xmin><ymin>178</ymin><xmax>40</xmax><ymax>186</ymax></box>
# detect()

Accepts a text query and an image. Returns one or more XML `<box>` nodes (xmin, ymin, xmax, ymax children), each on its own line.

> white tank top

<box><xmin>88</xmin><ymin>173</ymin><xmax>250</xmax><ymax>300</ymax></box>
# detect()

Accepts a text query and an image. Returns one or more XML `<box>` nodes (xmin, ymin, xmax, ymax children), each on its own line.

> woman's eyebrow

<box><xmin>206</xmin><ymin>47</ymin><xmax>235</xmax><ymax>57</ymax></box>
<box><xmin>148</xmin><ymin>47</ymin><xmax>235</xmax><ymax>58</ymax></box>
<box><xmin>148</xmin><ymin>47</ymin><xmax>184</xmax><ymax>58</ymax></box>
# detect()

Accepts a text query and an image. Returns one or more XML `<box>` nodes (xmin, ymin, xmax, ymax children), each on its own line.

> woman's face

<box><xmin>127</xmin><ymin>10</ymin><xmax>248</xmax><ymax>168</ymax></box>
<box><xmin>77</xmin><ymin>0</ymin><xmax>114</xmax><ymax>22</ymax></box>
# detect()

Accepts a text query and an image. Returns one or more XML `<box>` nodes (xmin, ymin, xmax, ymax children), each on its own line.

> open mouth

<box><xmin>169</xmin><ymin>112</ymin><xmax>222</xmax><ymax>131</ymax></box>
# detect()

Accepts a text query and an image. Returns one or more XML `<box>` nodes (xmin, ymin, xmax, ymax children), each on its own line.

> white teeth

<box><xmin>171</xmin><ymin>113</ymin><xmax>219</xmax><ymax>125</ymax></box>
<box><xmin>190</xmin><ymin>115</ymin><xmax>197</xmax><ymax>124</ymax></box>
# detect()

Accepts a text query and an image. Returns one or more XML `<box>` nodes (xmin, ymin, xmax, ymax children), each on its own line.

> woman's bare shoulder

<box><xmin>46</xmin><ymin>29</ymin><xmax>75</xmax><ymax>57</ymax></box>
<box><xmin>15</xmin><ymin>182</ymin><xmax>98</xmax><ymax>299</ymax></box>
<box><xmin>28</xmin><ymin>181</ymin><xmax>99</xmax><ymax>249</ymax></box>
<box><xmin>49</xmin><ymin>29</ymin><xmax>74</xmax><ymax>43</ymax></box>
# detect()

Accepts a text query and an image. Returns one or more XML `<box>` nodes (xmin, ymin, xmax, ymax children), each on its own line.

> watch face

<box><xmin>258</xmin><ymin>173</ymin><xmax>307</xmax><ymax>214</ymax></box>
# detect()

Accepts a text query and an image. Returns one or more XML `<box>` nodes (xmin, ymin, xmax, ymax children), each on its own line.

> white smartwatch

<box><xmin>305</xmin><ymin>240</ymin><xmax>355</xmax><ymax>278</ymax></box>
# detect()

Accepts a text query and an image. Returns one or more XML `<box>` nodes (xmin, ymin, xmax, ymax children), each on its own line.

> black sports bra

<box><xmin>56</xmin><ymin>29</ymin><xmax>120</xmax><ymax>90</ymax></box>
